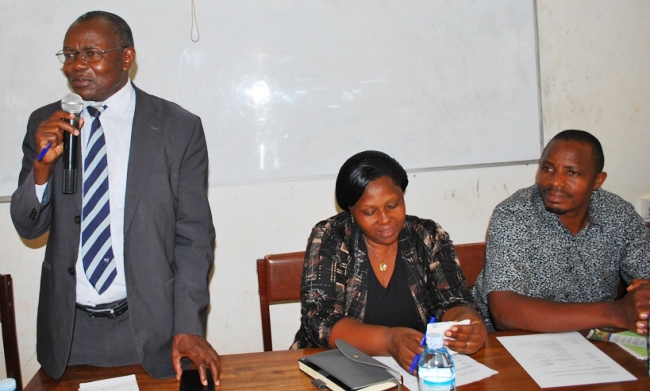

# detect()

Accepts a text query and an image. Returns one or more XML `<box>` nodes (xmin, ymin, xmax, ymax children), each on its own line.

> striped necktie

<box><xmin>81</xmin><ymin>105</ymin><xmax>117</xmax><ymax>294</ymax></box>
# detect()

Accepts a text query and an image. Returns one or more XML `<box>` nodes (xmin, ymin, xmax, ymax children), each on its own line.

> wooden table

<box><xmin>24</xmin><ymin>331</ymin><xmax>649</xmax><ymax>391</ymax></box>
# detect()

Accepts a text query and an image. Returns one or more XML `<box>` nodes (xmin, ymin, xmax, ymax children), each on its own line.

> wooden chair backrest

<box><xmin>256</xmin><ymin>243</ymin><xmax>487</xmax><ymax>352</ymax></box>
<box><xmin>0</xmin><ymin>274</ymin><xmax>22</xmax><ymax>390</ymax></box>
<box><xmin>256</xmin><ymin>252</ymin><xmax>305</xmax><ymax>351</ymax></box>
<box><xmin>454</xmin><ymin>242</ymin><xmax>486</xmax><ymax>289</ymax></box>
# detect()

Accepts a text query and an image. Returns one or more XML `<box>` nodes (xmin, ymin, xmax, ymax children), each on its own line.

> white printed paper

<box><xmin>453</xmin><ymin>355</ymin><xmax>499</xmax><ymax>386</ymax></box>
<box><xmin>374</xmin><ymin>353</ymin><xmax>497</xmax><ymax>390</ymax></box>
<box><xmin>497</xmin><ymin>332</ymin><xmax>636</xmax><ymax>388</ymax></box>
<box><xmin>78</xmin><ymin>374</ymin><xmax>140</xmax><ymax>391</ymax></box>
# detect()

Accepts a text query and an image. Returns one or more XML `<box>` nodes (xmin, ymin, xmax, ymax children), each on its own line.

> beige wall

<box><xmin>1</xmin><ymin>0</ymin><xmax>648</xmax><ymax>382</ymax></box>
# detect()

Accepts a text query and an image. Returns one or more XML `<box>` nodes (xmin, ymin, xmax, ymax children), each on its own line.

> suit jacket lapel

<box><xmin>124</xmin><ymin>87</ymin><xmax>163</xmax><ymax>236</ymax></box>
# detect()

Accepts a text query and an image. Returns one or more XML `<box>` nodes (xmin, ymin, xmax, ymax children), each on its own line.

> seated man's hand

<box><xmin>627</xmin><ymin>278</ymin><xmax>650</xmax><ymax>292</ymax></box>
<box><xmin>172</xmin><ymin>334</ymin><xmax>220</xmax><ymax>387</ymax></box>
<box><xmin>621</xmin><ymin>280</ymin><xmax>650</xmax><ymax>335</ymax></box>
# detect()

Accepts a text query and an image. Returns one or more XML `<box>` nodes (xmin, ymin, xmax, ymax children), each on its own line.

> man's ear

<box><xmin>593</xmin><ymin>171</ymin><xmax>607</xmax><ymax>190</ymax></box>
<box><xmin>122</xmin><ymin>47</ymin><xmax>136</xmax><ymax>71</ymax></box>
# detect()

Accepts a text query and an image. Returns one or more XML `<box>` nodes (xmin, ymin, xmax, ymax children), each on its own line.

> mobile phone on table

<box><xmin>179</xmin><ymin>369</ymin><xmax>215</xmax><ymax>391</ymax></box>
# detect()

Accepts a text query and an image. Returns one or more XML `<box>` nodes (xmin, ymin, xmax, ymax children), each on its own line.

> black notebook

<box><xmin>299</xmin><ymin>339</ymin><xmax>401</xmax><ymax>391</ymax></box>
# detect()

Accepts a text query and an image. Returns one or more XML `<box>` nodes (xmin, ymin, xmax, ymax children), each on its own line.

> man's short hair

<box><xmin>545</xmin><ymin>129</ymin><xmax>605</xmax><ymax>173</ymax></box>
<box><xmin>73</xmin><ymin>11</ymin><xmax>134</xmax><ymax>48</ymax></box>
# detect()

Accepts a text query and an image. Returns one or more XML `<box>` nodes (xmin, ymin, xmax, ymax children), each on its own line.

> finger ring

<box><xmin>466</xmin><ymin>341</ymin><xmax>470</xmax><ymax>349</ymax></box>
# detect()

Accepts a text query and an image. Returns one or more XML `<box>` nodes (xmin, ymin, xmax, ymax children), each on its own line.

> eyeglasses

<box><xmin>56</xmin><ymin>46</ymin><xmax>127</xmax><ymax>64</ymax></box>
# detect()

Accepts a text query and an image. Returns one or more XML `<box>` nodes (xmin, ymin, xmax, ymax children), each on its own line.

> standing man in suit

<box><xmin>11</xmin><ymin>11</ymin><xmax>220</xmax><ymax>387</ymax></box>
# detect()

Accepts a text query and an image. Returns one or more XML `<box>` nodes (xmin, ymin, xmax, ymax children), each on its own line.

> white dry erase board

<box><xmin>0</xmin><ymin>0</ymin><xmax>541</xmax><ymax>197</ymax></box>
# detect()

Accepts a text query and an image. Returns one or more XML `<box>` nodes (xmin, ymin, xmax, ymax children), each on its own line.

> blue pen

<box><xmin>408</xmin><ymin>316</ymin><xmax>436</xmax><ymax>375</ymax></box>
<box><xmin>37</xmin><ymin>142</ymin><xmax>53</xmax><ymax>162</ymax></box>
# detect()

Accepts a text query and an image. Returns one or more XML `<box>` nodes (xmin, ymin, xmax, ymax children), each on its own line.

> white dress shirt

<box><xmin>36</xmin><ymin>81</ymin><xmax>135</xmax><ymax>306</ymax></box>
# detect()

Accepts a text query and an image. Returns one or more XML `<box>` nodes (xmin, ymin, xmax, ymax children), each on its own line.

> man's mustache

<box><xmin>541</xmin><ymin>186</ymin><xmax>571</xmax><ymax>198</ymax></box>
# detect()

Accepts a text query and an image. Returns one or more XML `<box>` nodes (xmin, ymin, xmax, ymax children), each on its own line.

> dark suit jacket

<box><xmin>10</xmin><ymin>85</ymin><xmax>216</xmax><ymax>379</ymax></box>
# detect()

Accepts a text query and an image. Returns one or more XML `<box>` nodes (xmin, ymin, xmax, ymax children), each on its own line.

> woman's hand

<box><xmin>443</xmin><ymin>320</ymin><xmax>487</xmax><ymax>354</ymax></box>
<box><xmin>441</xmin><ymin>306</ymin><xmax>487</xmax><ymax>354</ymax></box>
<box><xmin>329</xmin><ymin>319</ymin><xmax>424</xmax><ymax>371</ymax></box>
<box><xmin>385</xmin><ymin>327</ymin><xmax>426</xmax><ymax>372</ymax></box>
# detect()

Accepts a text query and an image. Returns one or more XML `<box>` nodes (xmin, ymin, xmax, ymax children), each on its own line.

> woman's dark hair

<box><xmin>335</xmin><ymin>150</ymin><xmax>408</xmax><ymax>211</ymax></box>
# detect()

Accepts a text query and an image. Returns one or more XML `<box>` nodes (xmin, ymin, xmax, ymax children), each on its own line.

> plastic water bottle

<box><xmin>418</xmin><ymin>328</ymin><xmax>455</xmax><ymax>391</ymax></box>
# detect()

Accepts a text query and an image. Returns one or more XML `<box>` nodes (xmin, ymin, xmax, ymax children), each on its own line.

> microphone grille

<box><xmin>61</xmin><ymin>93</ymin><xmax>83</xmax><ymax>114</ymax></box>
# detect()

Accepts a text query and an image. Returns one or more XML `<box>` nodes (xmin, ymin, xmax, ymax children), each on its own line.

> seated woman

<box><xmin>291</xmin><ymin>150</ymin><xmax>486</xmax><ymax>371</ymax></box>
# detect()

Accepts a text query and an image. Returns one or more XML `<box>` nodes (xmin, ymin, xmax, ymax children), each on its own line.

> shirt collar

<box><xmin>586</xmin><ymin>189</ymin><xmax>604</xmax><ymax>227</ymax></box>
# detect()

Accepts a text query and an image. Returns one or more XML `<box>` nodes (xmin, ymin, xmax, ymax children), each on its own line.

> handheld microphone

<box><xmin>61</xmin><ymin>93</ymin><xmax>83</xmax><ymax>194</ymax></box>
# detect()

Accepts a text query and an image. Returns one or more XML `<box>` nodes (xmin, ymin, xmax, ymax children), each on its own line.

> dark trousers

<box><xmin>68</xmin><ymin>307</ymin><xmax>141</xmax><ymax>367</ymax></box>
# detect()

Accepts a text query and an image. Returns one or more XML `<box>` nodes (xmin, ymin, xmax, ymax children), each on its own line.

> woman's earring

<box><xmin>351</xmin><ymin>215</ymin><xmax>355</xmax><ymax>224</ymax></box>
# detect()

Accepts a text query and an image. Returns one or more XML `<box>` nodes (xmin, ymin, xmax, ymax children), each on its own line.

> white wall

<box><xmin>1</xmin><ymin>0</ymin><xmax>649</xmax><ymax>382</ymax></box>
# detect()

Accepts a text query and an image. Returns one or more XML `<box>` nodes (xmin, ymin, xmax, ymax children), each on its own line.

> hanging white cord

<box><xmin>190</xmin><ymin>0</ymin><xmax>200</xmax><ymax>42</ymax></box>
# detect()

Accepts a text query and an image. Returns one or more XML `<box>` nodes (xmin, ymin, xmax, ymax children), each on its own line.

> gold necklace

<box><xmin>365</xmin><ymin>240</ymin><xmax>396</xmax><ymax>272</ymax></box>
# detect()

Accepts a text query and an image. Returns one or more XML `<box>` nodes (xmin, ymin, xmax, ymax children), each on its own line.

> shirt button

<box><xmin>74</xmin><ymin>216</ymin><xmax>81</xmax><ymax>224</ymax></box>
<box><xmin>68</xmin><ymin>267</ymin><xmax>75</xmax><ymax>276</ymax></box>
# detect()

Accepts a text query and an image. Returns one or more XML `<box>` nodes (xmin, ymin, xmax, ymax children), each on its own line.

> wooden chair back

<box><xmin>0</xmin><ymin>274</ymin><xmax>22</xmax><ymax>390</ymax></box>
<box><xmin>256</xmin><ymin>243</ymin><xmax>487</xmax><ymax>352</ymax></box>
<box><xmin>454</xmin><ymin>242</ymin><xmax>486</xmax><ymax>289</ymax></box>
<box><xmin>257</xmin><ymin>252</ymin><xmax>305</xmax><ymax>351</ymax></box>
